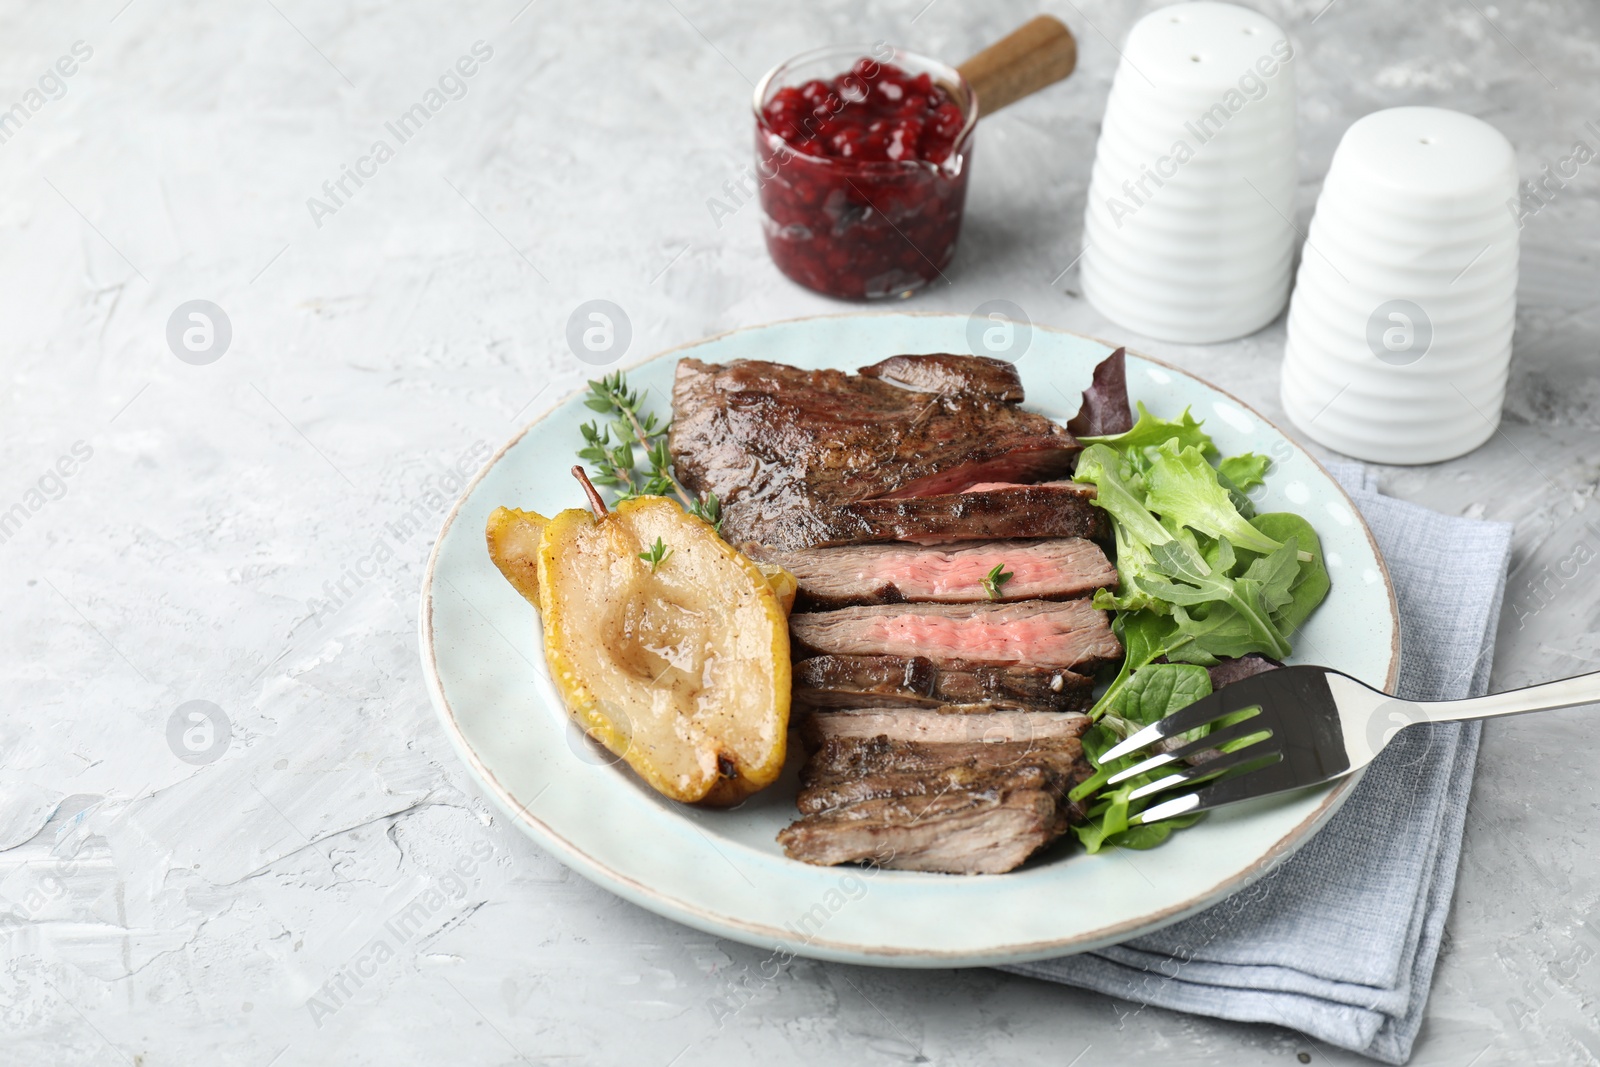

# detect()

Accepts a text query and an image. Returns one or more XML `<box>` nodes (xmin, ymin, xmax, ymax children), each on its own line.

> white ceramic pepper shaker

<box><xmin>1280</xmin><ymin>107</ymin><xmax>1519</xmax><ymax>464</ymax></box>
<box><xmin>1079</xmin><ymin>1</ymin><xmax>1298</xmax><ymax>344</ymax></box>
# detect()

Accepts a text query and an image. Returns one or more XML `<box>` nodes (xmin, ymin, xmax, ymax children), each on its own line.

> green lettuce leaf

<box><xmin>1074</xmin><ymin>444</ymin><xmax>1176</xmax><ymax>552</ymax></box>
<box><xmin>1143</xmin><ymin>441</ymin><xmax>1288</xmax><ymax>558</ymax></box>
<box><xmin>1081</xmin><ymin>401</ymin><xmax>1217</xmax><ymax>458</ymax></box>
<box><xmin>1218</xmin><ymin>452</ymin><xmax>1270</xmax><ymax>490</ymax></box>
<box><xmin>1075</xmin><ymin>444</ymin><xmax>1209</xmax><ymax>614</ymax></box>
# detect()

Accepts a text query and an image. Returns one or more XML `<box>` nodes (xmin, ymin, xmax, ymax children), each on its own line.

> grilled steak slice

<box><xmin>793</xmin><ymin>654</ymin><xmax>1094</xmax><ymax>711</ymax></box>
<box><xmin>806</xmin><ymin>484</ymin><xmax>1107</xmax><ymax>547</ymax></box>
<box><xmin>857</xmin><ymin>353</ymin><xmax>1025</xmax><ymax>401</ymax></box>
<box><xmin>795</xmin><ymin>735</ymin><xmax>1090</xmax><ymax>816</ymax></box>
<box><xmin>745</xmin><ymin>537</ymin><xmax>1115</xmax><ymax>609</ymax></box>
<box><xmin>788</xmin><ymin>600</ymin><xmax>1121</xmax><ymax>670</ymax></box>
<box><xmin>800</xmin><ymin>709</ymin><xmax>1090</xmax><ymax>748</ymax></box>
<box><xmin>669</xmin><ymin>356</ymin><xmax>1082</xmax><ymax>548</ymax></box>
<box><xmin>802</xmin><ymin>735</ymin><xmax>1088</xmax><ymax>789</ymax></box>
<box><xmin>797</xmin><ymin>763</ymin><xmax>1064</xmax><ymax>815</ymax></box>
<box><xmin>777</xmin><ymin>788</ymin><xmax>1071</xmax><ymax>873</ymax></box>
<box><xmin>784</xmin><ymin>731</ymin><xmax>1093</xmax><ymax>872</ymax></box>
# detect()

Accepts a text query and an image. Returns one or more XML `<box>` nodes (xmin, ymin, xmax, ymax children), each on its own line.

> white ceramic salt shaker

<box><xmin>1280</xmin><ymin>107</ymin><xmax>1519</xmax><ymax>464</ymax></box>
<box><xmin>1080</xmin><ymin>1</ymin><xmax>1298</xmax><ymax>344</ymax></box>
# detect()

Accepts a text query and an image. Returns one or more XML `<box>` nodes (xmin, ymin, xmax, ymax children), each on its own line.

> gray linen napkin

<box><xmin>1005</xmin><ymin>463</ymin><xmax>1515</xmax><ymax>1065</ymax></box>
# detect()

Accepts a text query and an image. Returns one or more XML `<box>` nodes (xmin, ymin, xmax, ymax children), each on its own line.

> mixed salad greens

<box><xmin>1066</xmin><ymin>374</ymin><xmax>1332</xmax><ymax>853</ymax></box>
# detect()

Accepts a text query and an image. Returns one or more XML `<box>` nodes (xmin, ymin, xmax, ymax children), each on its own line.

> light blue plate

<box><xmin>419</xmin><ymin>313</ymin><xmax>1400</xmax><ymax>967</ymax></box>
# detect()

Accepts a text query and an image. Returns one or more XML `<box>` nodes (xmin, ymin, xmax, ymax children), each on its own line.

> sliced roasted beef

<box><xmin>782</xmin><ymin>712</ymin><xmax>1094</xmax><ymax>871</ymax></box>
<box><xmin>856</xmin><ymin>353</ymin><xmax>1025</xmax><ymax>401</ymax></box>
<box><xmin>794</xmin><ymin>483</ymin><xmax>1107</xmax><ymax>548</ymax></box>
<box><xmin>802</xmin><ymin>735</ymin><xmax>1088</xmax><ymax>789</ymax></box>
<box><xmin>797</xmin><ymin>763</ymin><xmax>1065</xmax><ymax>815</ymax></box>
<box><xmin>795</xmin><ymin>734</ymin><xmax>1092</xmax><ymax>816</ymax></box>
<box><xmin>801</xmin><ymin>708</ymin><xmax>1090</xmax><ymax>748</ymax></box>
<box><xmin>788</xmin><ymin>600</ymin><xmax>1122</xmax><ymax>670</ymax></box>
<box><xmin>793</xmin><ymin>653</ymin><xmax>1094</xmax><ymax>711</ymax></box>
<box><xmin>777</xmin><ymin>788</ymin><xmax>1069</xmax><ymax>874</ymax></box>
<box><xmin>669</xmin><ymin>356</ymin><xmax>1082</xmax><ymax>547</ymax></box>
<box><xmin>743</xmin><ymin>537</ymin><xmax>1116</xmax><ymax>609</ymax></box>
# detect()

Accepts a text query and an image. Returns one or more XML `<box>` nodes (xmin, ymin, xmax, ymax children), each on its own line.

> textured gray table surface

<box><xmin>3</xmin><ymin>1</ymin><xmax>1597</xmax><ymax>1064</ymax></box>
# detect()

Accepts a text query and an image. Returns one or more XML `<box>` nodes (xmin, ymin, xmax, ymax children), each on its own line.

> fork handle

<box><xmin>1421</xmin><ymin>670</ymin><xmax>1600</xmax><ymax>722</ymax></box>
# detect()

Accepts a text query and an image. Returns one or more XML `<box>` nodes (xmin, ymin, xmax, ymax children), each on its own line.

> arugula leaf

<box><xmin>1081</xmin><ymin>401</ymin><xmax>1217</xmax><ymax>458</ymax></box>
<box><xmin>1165</xmin><ymin>595</ymin><xmax>1284</xmax><ymax>664</ymax></box>
<box><xmin>1143</xmin><ymin>442</ymin><xmax>1288</xmax><ymax>558</ymax></box>
<box><xmin>1239</xmin><ymin>535</ymin><xmax>1301</xmax><ymax>615</ymax></box>
<box><xmin>1250</xmin><ymin>513</ymin><xmax>1331</xmax><ymax>635</ymax></box>
<box><xmin>1137</xmin><ymin>542</ymin><xmax>1293</xmax><ymax>660</ymax></box>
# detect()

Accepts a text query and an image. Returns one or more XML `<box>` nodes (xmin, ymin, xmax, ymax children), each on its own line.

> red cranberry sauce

<box><xmin>755</xmin><ymin>56</ymin><xmax>972</xmax><ymax>300</ymax></box>
<box><xmin>761</xmin><ymin>59</ymin><xmax>966</xmax><ymax>164</ymax></box>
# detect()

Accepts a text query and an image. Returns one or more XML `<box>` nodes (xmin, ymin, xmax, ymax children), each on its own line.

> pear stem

<box><xmin>572</xmin><ymin>465</ymin><xmax>608</xmax><ymax>517</ymax></box>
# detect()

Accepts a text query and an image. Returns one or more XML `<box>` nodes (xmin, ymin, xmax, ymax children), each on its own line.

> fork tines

<box><xmin>1103</xmin><ymin>712</ymin><xmax>1274</xmax><ymax>788</ymax></box>
<box><xmin>1097</xmin><ymin>666</ymin><xmax>1355</xmax><ymax>825</ymax></box>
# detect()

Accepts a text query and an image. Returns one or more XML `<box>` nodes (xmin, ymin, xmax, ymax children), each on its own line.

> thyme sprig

<box><xmin>981</xmin><ymin>562</ymin><xmax>1015</xmax><ymax>600</ymax></box>
<box><xmin>638</xmin><ymin>536</ymin><xmax>673</xmax><ymax>573</ymax></box>
<box><xmin>577</xmin><ymin>372</ymin><xmax>722</xmax><ymax>529</ymax></box>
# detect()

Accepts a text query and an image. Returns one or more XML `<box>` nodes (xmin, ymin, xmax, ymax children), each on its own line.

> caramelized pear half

<box><xmin>487</xmin><ymin>495</ymin><xmax>791</xmax><ymax>806</ymax></box>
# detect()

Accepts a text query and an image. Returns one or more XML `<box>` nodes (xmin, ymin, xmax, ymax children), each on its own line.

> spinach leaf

<box><xmin>1085</xmin><ymin>610</ymin><xmax>1178</xmax><ymax>720</ymax></box>
<box><xmin>1071</xmin><ymin>688</ymin><xmax>1213</xmax><ymax>854</ymax></box>
<box><xmin>1114</xmin><ymin>662</ymin><xmax>1213</xmax><ymax>726</ymax></box>
<box><xmin>1103</xmin><ymin>812</ymin><xmax>1206</xmax><ymax>850</ymax></box>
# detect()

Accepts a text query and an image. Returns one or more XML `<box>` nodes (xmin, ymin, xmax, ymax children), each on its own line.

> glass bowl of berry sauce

<box><xmin>753</xmin><ymin>45</ymin><xmax>979</xmax><ymax>300</ymax></box>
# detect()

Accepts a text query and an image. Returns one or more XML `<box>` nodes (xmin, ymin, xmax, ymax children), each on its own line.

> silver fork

<box><xmin>1096</xmin><ymin>666</ymin><xmax>1600</xmax><ymax>825</ymax></box>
